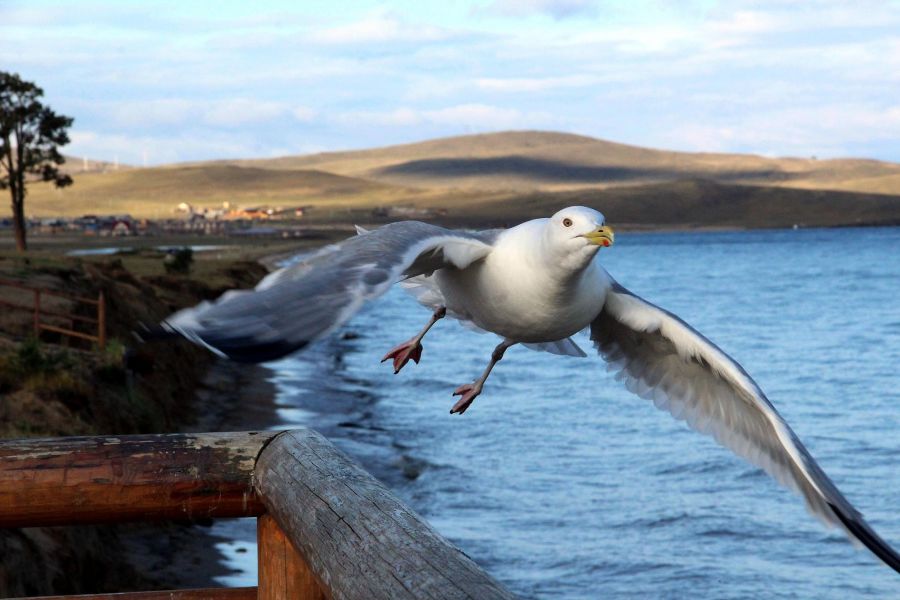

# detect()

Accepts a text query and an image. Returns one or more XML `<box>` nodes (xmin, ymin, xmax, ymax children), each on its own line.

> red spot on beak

<box><xmin>602</xmin><ymin>240</ymin><xmax>610</xmax><ymax>247</ymax></box>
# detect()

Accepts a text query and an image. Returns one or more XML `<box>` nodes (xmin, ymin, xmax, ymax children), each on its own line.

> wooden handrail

<box><xmin>11</xmin><ymin>588</ymin><xmax>258</xmax><ymax>600</ymax></box>
<box><xmin>255</xmin><ymin>429</ymin><xmax>516</xmax><ymax>600</ymax></box>
<box><xmin>258</xmin><ymin>514</ymin><xmax>327</xmax><ymax>600</ymax></box>
<box><xmin>0</xmin><ymin>429</ymin><xmax>517</xmax><ymax>599</ymax></box>
<box><xmin>0</xmin><ymin>432</ymin><xmax>271</xmax><ymax>527</ymax></box>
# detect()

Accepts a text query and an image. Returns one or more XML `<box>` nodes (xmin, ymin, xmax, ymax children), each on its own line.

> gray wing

<box><xmin>163</xmin><ymin>221</ymin><xmax>493</xmax><ymax>363</ymax></box>
<box><xmin>593</xmin><ymin>281</ymin><xmax>900</xmax><ymax>573</ymax></box>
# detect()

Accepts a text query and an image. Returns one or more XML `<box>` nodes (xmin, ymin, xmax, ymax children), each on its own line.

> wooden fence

<box><xmin>0</xmin><ymin>429</ymin><xmax>516</xmax><ymax>600</ymax></box>
<box><xmin>0</xmin><ymin>277</ymin><xmax>106</xmax><ymax>350</ymax></box>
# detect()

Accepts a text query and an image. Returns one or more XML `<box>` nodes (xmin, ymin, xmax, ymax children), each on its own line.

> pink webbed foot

<box><xmin>450</xmin><ymin>383</ymin><xmax>482</xmax><ymax>415</ymax></box>
<box><xmin>381</xmin><ymin>340</ymin><xmax>423</xmax><ymax>374</ymax></box>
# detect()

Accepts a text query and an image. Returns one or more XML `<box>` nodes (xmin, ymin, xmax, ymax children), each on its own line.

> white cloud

<box><xmin>291</xmin><ymin>106</ymin><xmax>317</xmax><ymax>122</ymax></box>
<box><xmin>423</xmin><ymin>103</ymin><xmax>544</xmax><ymax>128</ymax></box>
<box><xmin>202</xmin><ymin>99</ymin><xmax>289</xmax><ymax>127</ymax></box>
<box><xmin>100</xmin><ymin>98</ymin><xmax>313</xmax><ymax>129</ymax></box>
<box><xmin>333</xmin><ymin>103</ymin><xmax>560</xmax><ymax>130</ymax></box>
<box><xmin>335</xmin><ymin>108</ymin><xmax>424</xmax><ymax>127</ymax></box>
<box><xmin>485</xmin><ymin>0</ymin><xmax>598</xmax><ymax>19</ymax></box>
<box><xmin>68</xmin><ymin>130</ymin><xmax>254</xmax><ymax>165</ymax></box>
<box><xmin>560</xmin><ymin>23</ymin><xmax>696</xmax><ymax>55</ymax></box>
<box><xmin>310</xmin><ymin>11</ymin><xmax>453</xmax><ymax>44</ymax></box>
<box><xmin>658</xmin><ymin>103</ymin><xmax>900</xmax><ymax>158</ymax></box>
<box><xmin>476</xmin><ymin>74</ymin><xmax>597</xmax><ymax>92</ymax></box>
<box><xmin>705</xmin><ymin>9</ymin><xmax>785</xmax><ymax>38</ymax></box>
<box><xmin>109</xmin><ymin>99</ymin><xmax>196</xmax><ymax>127</ymax></box>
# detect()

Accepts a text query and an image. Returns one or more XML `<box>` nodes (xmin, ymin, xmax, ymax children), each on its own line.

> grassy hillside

<box><xmin>429</xmin><ymin>179</ymin><xmax>900</xmax><ymax>230</ymax></box>
<box><xmin>27</xmin><ymin>163</ymin><xmax>426</xmax><ymax>218</ymax></box>
<box><xmin>229</xmin><ymin>131</ymin><xmax>900</xmax><ymax>195</ymax></box>
<box><xmin>25</xmin><ymin>130</ymin><xmax>900</xmax><ymax>227</ymax></box>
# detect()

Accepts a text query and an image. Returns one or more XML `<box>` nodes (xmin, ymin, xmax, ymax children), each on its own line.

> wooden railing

<box><xmin>0</xmin><ymin>430</ymin><xmax>516</xmax><ymax>600</ymax></box>
<box><xmin>0</xmin><ymin>277</ymin><xmax>106</xmax><ymax>350</ymax></box>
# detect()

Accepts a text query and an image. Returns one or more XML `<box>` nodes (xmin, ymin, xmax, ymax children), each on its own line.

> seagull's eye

<box><xmin>562</xmin><ymin>218</ymin><xmax>573</xmax><ymax>227</ymax></box>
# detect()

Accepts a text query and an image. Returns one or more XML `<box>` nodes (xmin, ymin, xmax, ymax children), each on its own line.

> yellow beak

<box><xmin>582</xmin><ymin>225</ymin><xmax>615</xmax><ymax>247</ymax></box>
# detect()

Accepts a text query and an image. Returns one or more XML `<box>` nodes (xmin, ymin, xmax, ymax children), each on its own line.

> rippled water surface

<box><xmin>222</xmin><ymin>227</ymin><xmax>900</xmax><ymax>598</ymax></box>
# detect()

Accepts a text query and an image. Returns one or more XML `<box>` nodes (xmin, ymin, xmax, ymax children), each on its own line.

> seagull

<box><xmin>152</xmin><ymin>206</ymin><xmax>900</xmax><ymax>573</ymax></box>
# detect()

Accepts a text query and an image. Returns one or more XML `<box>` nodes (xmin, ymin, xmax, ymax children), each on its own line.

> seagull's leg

<box><xmin>451</xmin><ymin>339</ymin><xmax>516</xmax><ymax>415</ymax></box>
<box><xmin>382</xmin><ymin>306</ymin><xmax>446</xmax><ymax>374</ymax></box>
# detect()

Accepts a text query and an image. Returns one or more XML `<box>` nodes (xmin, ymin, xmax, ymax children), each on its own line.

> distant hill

<box><xmin>231</xmin><ymin>131</ymin><xmax>900</xmax><ymax>195</ymax></box>
<box><xmin>26</xmin><ymin>131</ymin><xmax>900</xmax><ymax>228</ymax></box>
<box><xmin>435</xmin><ymin>179</ymin><xmax>900</xmax><ymax>230</ymax></box>
<box><xmin>27</xmin><ymin>163</ymin><xmax>420</xmax><ymax>218</ymax></box>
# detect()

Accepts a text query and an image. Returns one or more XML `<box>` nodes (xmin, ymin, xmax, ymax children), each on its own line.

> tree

<box><xmin>0</xmin><ymin>72</ymin><xmax>74</xmax><ymax>252</ymax></box>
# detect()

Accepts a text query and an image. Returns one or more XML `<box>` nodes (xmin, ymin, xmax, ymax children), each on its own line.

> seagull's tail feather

<box><xmin>138</xmin><ymin>317</ymin><xmax>309</xmax><ymax>363</ymax></box>
<box><xmin>829</xmin><ymin>503</ymin><xmax>900</xmax><ymax>574</ymax></box>
<box><xmin>187</xmin><ymin>332</ymin><xmax>309</xmax><ymax>363</ymax></box>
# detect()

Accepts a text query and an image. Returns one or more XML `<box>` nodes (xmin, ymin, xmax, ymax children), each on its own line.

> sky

<box><xmin>2</xmin><ymin>0</ymin><xmax>899</xmax><ymax>165</ymax></box>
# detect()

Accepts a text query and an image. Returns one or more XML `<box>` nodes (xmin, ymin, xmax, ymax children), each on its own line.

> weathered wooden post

<box><xmin>33</xmin><ymin>288</ymin><xmax>41</xmax><ymax>336</ymax></box>
<box><xmin>258</xmin><ymin>514</ymin><xmax>328</xmax><ymax>600</ymax></box>
<box><xmin>97</xmin><ymin>290</ymin><xmax>106</xmax><ymax>350</ymax></box>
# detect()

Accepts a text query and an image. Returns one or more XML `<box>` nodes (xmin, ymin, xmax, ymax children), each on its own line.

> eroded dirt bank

<box><xmin>0</xmin><ymin>251</ymin><xmax>272</xmax><ymax>596</ymax></box>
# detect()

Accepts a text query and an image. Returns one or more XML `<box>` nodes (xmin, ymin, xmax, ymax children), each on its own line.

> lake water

<box><xmin>215</xmin><ymin>226</ymin><xmax>900</xmax><ymax>598</ymax></box>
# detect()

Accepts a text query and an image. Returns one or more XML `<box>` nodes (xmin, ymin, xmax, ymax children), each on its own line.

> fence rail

<box><xmin>0</xmin><ymin>277</ymin><xmax>106</xmax><ymax>350</ymax></box>
<box><xmin>22</xmin><ymin>588</ymin><xmax>257</xmax><ymax>600</ymax></box>
<box><xmin>0</xmin><ymin>429</ymin><xmax>515</xmax><ymax>600</ymax></box>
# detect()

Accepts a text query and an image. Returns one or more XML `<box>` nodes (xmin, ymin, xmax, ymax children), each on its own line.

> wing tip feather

<box><xmin>828</xmin><ymin>502</ymin><xmax>900</xmax><ymax>574</ymax></box>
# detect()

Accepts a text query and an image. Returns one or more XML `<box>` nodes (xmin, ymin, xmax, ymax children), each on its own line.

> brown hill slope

<box><xmin>233</xmin><ymin>131</ymin><xmax>900</xmax><ymax>195</ymax></box>
<box><xmin>24</xmin><ymin>131</ymin><xmax>900</xmax><ymax>227</ymax></box>
<box><xmin>27</xmin><ymin>163</ymin><xmax>419</xmax><ymax>218</ymax></box>
<box><xmin>432</xmin><ymin>179</ymin><xmax>900</xmax><ymax>230</ymax></box>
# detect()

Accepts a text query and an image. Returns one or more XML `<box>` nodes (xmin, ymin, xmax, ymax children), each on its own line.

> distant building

<box><xmin>110</xmin><ymin>220</ymin><xmax>134</xmax><ymax>236</ymax></box>
<box><xmin>224</xmin><ymin>206</ymin><xmax>273</xmax><ymax>220</ymax></box>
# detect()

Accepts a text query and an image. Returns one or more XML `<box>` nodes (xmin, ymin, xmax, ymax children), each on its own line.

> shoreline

<box><xmin>117</xmin><ymin>360</ymin><xmax>280</xmax><ymax>588</ymax></box>
<box><xmin>115</xmin><ymin>245</ymin><xmax>300</xmax><ymax>588</ymax></box>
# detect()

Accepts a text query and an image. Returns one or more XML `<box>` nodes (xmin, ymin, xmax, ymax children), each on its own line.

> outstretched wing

<box><xmin>592</xmin><ymin>281</ymin><xmax>900</xmax><ymax>573</ymax></box>
<box><xmin>163</xmin><ymin>221</ymin><xmax>493</xmax><ymax>363</ymax></box>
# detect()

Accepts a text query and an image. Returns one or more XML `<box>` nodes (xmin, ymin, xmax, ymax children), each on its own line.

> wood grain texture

<box><xmin>0</xmin><ymin>432</ymin><xmax>275</xmax><ymax>527</ymax></box>
<box><xmin>255</xmin><ymin>429</ymin><xmax>517</xmax><ymax>600</ymax></box>
<box><xmin>258</xmin><ymin>514</ymin><xmax>329</xmax><ymax>600</ymax></box>
<box><xmin>8</xmin><ymin>587</ymin><xmax>257</xmax><ymax>600</ymax></box>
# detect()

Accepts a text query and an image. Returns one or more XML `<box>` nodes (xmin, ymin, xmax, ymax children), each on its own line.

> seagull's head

<box><xmin>546</xmin><ymin>206</ymin><xmax>615</xmax><ymax>259</ymax></box>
